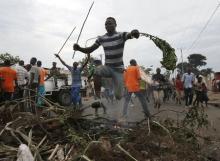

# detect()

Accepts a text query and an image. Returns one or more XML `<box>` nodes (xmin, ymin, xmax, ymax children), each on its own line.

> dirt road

<box><xmin>82</xmin><ymin>95</ymin><xmax>220</xmax><ymax>138</ymax></box>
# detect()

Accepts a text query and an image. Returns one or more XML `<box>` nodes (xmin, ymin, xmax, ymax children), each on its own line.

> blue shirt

<box><xmin>66</xmin><ymin>66</ymin><xmax>82</xmax><ymax>87</ymax></box>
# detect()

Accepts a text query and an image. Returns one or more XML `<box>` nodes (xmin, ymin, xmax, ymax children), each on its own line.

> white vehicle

<box><xmin>44</xmin><ymin>70</ymin><xmax>87</xmax><ymax>106</ymax></box>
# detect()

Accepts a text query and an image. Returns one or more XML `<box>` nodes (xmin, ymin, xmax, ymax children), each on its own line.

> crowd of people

<box><xmin>0</xmin><ymin>57</ymin><xmax>71</xmax><ymax>113</ymax></box>
<box><xmin>86</xmin><ymin>61</ymin><xmax>210</xmax><ymax>120</ymax></box>
<box><xmin>0</xmin><ymin>58</ymin><xmax>48</xmax><ymax>114</ymax></box>
<box><xmin>0</xmin><ymin>17</ymin><xmax>210</xmax><ymax>120</ymax></box>
<box><xmin>149</xmin><ymin>67</ymin><xmax>209</xmax><ymax>109</ymax></box>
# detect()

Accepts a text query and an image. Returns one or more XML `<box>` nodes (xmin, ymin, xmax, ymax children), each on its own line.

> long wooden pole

<box><xmin>72</xmin><ymin>1</ymin><xmax>94</xmax><ymax>59</ymax></box>
<box><xmin>57</xmin><ymin>26</ymin><xmax>76</xmax><ymax>55</ymax></box>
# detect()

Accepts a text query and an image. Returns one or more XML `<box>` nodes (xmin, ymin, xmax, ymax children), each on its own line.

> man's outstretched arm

<box><xmin>73</xmin><ymin>43</ymin><xmax>99</xmax><ymax>54</ymax></box>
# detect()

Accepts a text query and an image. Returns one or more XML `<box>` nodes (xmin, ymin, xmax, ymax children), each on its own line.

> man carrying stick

<box><xmin>73</xmin><ymin>17</ymin><xmax>140</xmax><ymax>100</ymax></box>
<box><xmin>55</xmin><ymin>54</ymin><xmax>90</xmax><ymax>109</ymax></box>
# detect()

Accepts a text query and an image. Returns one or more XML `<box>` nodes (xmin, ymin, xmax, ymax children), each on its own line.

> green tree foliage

<box><xmin>200</xmin><ymin>68</ymin><xmax>214</xmax><ymax>76</ymax></box>
<box><xmin>177</xmin><ymin>53</ymin><xmax>210</xmax><ymax>75</ymax></box>
<box><xmin>141</xmin><ymin>33</ymin><xmax>177</xmax><ymax>71</ymax></box>
<box><xmin>0</xmin><ymin>53</ymin><xmax>20</xmax><ymax>64</ymax></box>
<box><xmin>191</xmin><ymin>68</ymin><xmax>200</xmax><ymax>76</ymax></box>
<box><xmin>187</xmin><ymin>53</ymin><xmax>207</xmax><ymax>69</ymax></box>
<box><xmin>176</xmin><ymin>62</ymin><xmax>190</xmax><ymax>74</ymax></box>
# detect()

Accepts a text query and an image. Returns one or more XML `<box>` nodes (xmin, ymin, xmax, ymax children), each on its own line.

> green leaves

<box><xmin>183</xmin><ymin>106</ymin><xmax>209</xmax><ymax>129</ymax></box>
<box><xmin>0</xmin><ymin>53</ymin><xmax>20</xmax><ymax>65</ymax></box>
<box><xmin>141</xmin><ymin>33</ymin><xmax>177</xmax><ymax>71</ymax></box>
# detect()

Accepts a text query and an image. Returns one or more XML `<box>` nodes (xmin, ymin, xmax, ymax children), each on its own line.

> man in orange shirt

<box><xmin>37</xmin><ymin>61</ymin><xmax>48</xmax><ymax>107</ymax></box>
<box><xmin>0</xmin><ymin>60</ymin><xmax>17</xmax><ymax>102</ymax></box>
<box><xmin>122</xmin><ymin>59</ymin><xmax>150</xmax><ymax>119</ymax></box>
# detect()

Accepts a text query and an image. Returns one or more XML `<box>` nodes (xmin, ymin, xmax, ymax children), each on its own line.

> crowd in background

<box><xmin>120</xmin><ymin>63</ymin><xmax>210</xmax><ymax>119</ymax></box>
<box><xmin>0</xmin><ymin>57</ymin><xmax>66</xmax><ymax>113</ymax></box>
<box><xmin>149</xmin><ymin>66</ymin><xmax>209</xmax><ymax>109</ymax></box>
<box><xmin>0</xmin><ymin>56</ymin><xmax>210</xmax><ymax>119</ymax></box>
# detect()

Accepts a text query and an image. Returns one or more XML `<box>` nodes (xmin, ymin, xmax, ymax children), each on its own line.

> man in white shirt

<box><xmin>16</xmin><ymin>60</ymin><xmax>29</xmax><ymax>99</ymax></box>
<box><xmin>182</xmin><ymin>67</ymin><xmax>195</xmax><ymax>107</ymax></box>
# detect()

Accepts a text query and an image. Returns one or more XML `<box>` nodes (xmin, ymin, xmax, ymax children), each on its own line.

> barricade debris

<box><xmin>0</xmin><ymin>97</ymin><xmax>219</xmax><ymax>161</ymax></box>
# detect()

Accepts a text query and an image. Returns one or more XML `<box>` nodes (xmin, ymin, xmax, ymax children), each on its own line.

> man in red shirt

<box><xmin>122</xmin><ymin>59</ymin><xmax>150</xmax><ymax>119</ymax></box>
<box><xmin>0</xmin><ymin>60</ymin><xmax>17</xmax><ymax>102</ymax></box>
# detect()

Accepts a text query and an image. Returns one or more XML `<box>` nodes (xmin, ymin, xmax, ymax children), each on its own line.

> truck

<box><xmin>44</xmin><ymin>70</ymin><xmax>87</xmax><ymax>106</ymax></box>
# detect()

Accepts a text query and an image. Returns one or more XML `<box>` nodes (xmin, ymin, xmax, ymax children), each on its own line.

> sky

<box><xmin>0</xmin><ymin>0</ymin><xmax>220</xmax><ymax>72</ymax></box>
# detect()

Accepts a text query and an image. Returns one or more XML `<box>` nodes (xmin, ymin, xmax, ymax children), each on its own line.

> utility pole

<box><xmin>176</xmin><ymin>48</ymin><xmax>184</xmax><ymax>74</ymax></box>
<box><xmin>180</xmin><ymin>48</ymin><xmax>184</xmax><ymax>74</ymax></box>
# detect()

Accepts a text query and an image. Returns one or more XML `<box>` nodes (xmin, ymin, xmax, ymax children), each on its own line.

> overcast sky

<box><xmin>0</xmin><ymin>0</ymin><xmax>220</xmax><ymax>71</ymax></box>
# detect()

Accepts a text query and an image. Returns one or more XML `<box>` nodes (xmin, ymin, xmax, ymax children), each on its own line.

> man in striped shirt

<box><xmin>73</xmin><ymin>17</ymin><xmax>140</xmax><ymax>100</ymax></box>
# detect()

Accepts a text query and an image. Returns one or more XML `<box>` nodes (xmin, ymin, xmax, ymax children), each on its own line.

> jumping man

<box><xmin>73</xmin><ymin>17</ymin><xmax>140</xmax><ymax>100</ymax></box>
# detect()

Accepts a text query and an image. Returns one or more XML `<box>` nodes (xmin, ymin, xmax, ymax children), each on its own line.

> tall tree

<box><xmin>176</xmin><ymin>62</ymin><xmax>190</xmax><ymax>74</ymax></box>
<box><xmin>0</xmin><ymin>53</ymin><xmax>20</xmax><ymax>65</ymax></box>
<box><xmin>187</xmin><ymin>53</ymin><xmax>207</xmax><ymax>69</ymax></box>
<box><xmin>200</xmin><ymin>68</ymin><xmax>214</xmax><ymax>76</ymax></box>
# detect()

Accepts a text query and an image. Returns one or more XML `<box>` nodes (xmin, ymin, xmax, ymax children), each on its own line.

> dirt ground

<box><xmin>208</xmin><ymin>91</ymin><xmax>220</xmax><ymax>106</ymax></box>
<box><xmin>82</xmin><ymin>92</ymin><xmax>220</xmax><ymax>138</ymax></box>
<box><xmin>1</xmin><ymin>92</ymin><xmax>220</xmax><ymax>160</ymax></box>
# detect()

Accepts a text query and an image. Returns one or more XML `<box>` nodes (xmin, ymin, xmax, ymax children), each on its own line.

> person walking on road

<box><xmin>175</xmin><ymin>74</ymin><xmax>184</xmax><ymax>105</ymax></box>
<box><xmin>182</xmin><ymin>67</ymin><xmax>195</xmax><ymax>107</ymax></box>
<box><xmin>122</xmin><ymin>59</ymin><xmax>150</xmax><ymax>119</ymax></box>
<box><xmin>152</xmin><ymin>68</ymin><xmax>166</xmax><ymax>109</ymax></box>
